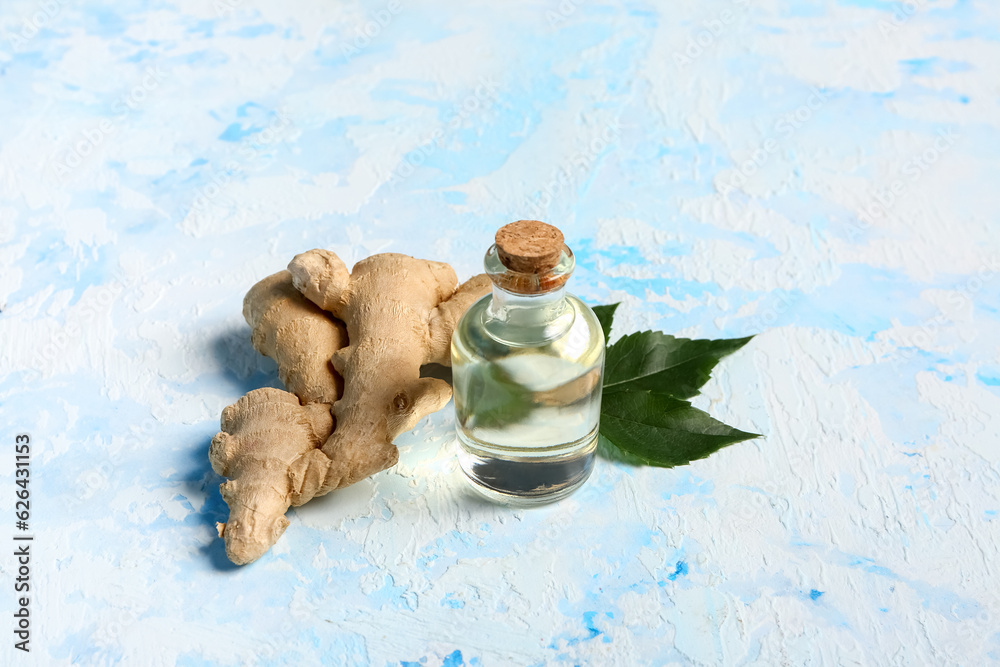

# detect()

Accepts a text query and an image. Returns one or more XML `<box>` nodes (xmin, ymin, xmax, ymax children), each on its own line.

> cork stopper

<box><xmin>487</xmin><ymin>220</ymin><xmax>573</xmax><ymax>294</ymax></box>
<box><xmin>495</xmin><ymin>220</ymin><xmax>565</xmax><ymax>274</ymax></box>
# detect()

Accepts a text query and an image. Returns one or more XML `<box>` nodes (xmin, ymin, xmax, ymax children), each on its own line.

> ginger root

<box><xmin>210</xmin><ymin>387</ymin><xmax>334</xmax><ymax>565</ymax></box>
<box><xmin>286</xmin><ymin>250</ymin><xmax>491</xmax><ymax>503</ymax></box>
<box><xmin>243</xmin><ymin>270</ymin><xmax>346</xmax><ymax>405</ymax></box>
<box><xmin>210</xmin><ymin>250</ymin><xmax>488</xmax><ymax>565</ymax></box>
<box><xmin>208</xmin><ymin>270</ymin><xmax>347</xmax><ymax>564</ymax></box>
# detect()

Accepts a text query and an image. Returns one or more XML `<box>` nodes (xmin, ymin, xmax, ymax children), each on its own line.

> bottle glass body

<box><xmin>451</xmin><ymin>247</ymin><xmax>605</xmax><ymax>505</ymax></box>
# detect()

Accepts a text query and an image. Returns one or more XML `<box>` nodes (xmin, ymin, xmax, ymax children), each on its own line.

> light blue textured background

<box><xmin>1</xmin><ymin>0</ymin><xmax>998</xmax><ymax>665</ymax></box>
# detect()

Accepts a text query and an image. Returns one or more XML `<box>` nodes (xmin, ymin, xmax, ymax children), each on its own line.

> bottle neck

<box><xmin>484</xmin><ymin>283</ymin><xmax>575</xmax><ymax>345</ymax></box>
<box><xmin>480</xmin><ymin>242</ymin><xmax>577</xmax><ymax>345</ymax></box>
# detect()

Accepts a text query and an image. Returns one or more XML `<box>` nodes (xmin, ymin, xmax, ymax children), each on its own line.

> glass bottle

<box><xmin>451</xmin><ymin>220</ymin><xmax>605</xmax><ymax>505</ymax></box>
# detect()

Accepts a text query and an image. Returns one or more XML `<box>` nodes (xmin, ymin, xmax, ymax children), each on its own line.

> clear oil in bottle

<box><xmin>451</xmin><ymin>220</ymin><xmax>605</xmax><ymax>505</ymax></box>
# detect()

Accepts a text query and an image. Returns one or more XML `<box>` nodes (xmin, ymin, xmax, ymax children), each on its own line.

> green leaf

<box><xmin>592</xmin><ymin>303</ymin><xmax>620</xmax><ymax>342</ymax></box>
<box><xmin>596</xmin><ymin>433</ymin><xmax>649</xmax><ymax>466</ymax></box>
<box><xmin>460</xmin><ymin>362</ymin><xmax>534</xmax><ymax>429</ymax></box>
<box><xmin>603</xmin><ymin>331</ymin><xmax>753</xmax><ymax>399</ymax></box>
<box><xmin>599</xmin><ymin>391</ymin><xmax>759</xmax><ymax>467</ymax></box>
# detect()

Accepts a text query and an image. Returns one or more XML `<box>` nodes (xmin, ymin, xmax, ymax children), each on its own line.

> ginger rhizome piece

<box><xmin>210</xmin><ymin>270</ymin><xmax>346</xmax><ymax>564</ymax></box>
<box><xmin>287</xmin><ymin>250</ymin><xmax>491</xmax><ymax>503</ymax></box>
<box><xmin>243</xmin><ymin>270</ymin><xmax>346</xmax><ymax>405</ymax></box>
<box><xmin>209</xmin><ymin>388</ymin><xmax>334</xmax><ymax>565</ymax></box>
<box><xmin>209</xmin><ymin>250</ymin><xmax>488</xmax><ymax>565</ymax></box>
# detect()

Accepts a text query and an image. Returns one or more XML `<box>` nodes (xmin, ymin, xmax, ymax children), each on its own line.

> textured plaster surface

<box><xmin>1</xmin><ymin>0</ymin><xmax>999</xmax><ymax>665</ymax></box>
